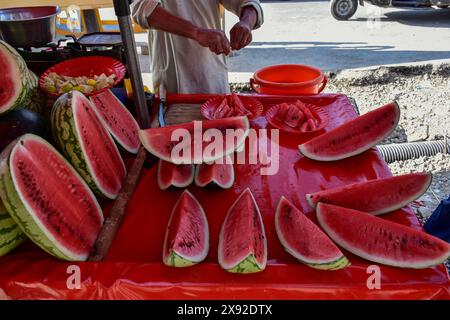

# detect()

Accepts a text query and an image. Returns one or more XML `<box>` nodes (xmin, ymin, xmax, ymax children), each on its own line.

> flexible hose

<box><xmin>377</xmin><ymin>140</ymin><xmax>449</xmax><ymax>163</ymax></box>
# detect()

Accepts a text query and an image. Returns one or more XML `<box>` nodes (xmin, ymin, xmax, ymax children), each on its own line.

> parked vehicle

<box><xmin>330</xmin><ymin>0</ymin><xmax>449</xmax><ymax>20</ymax></box>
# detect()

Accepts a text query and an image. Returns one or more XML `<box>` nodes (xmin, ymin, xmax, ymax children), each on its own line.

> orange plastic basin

<box><xmin>251</xmin><ymin>64</ymin><xmax>327</xmax><ymax>95</ymax></box>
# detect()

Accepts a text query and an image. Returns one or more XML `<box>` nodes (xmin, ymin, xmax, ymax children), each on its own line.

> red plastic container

<box><xmin>39</xmin><ymin>56</ymin><xmax>126</xmax><ymax>97</ymax></box>
<box><xmin>251</xmin><ymin>64</ymin><xmax>327</xmax><ymax>95</ymax></box>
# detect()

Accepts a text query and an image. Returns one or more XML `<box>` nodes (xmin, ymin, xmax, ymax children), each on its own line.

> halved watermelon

<box><xmin>0</xmin><ymin>134</ymin><xmax>104</xmax><ymax>261</ymax></box>
<box><xmin>163</xmin><ymin>190</ymin><xmax>209</xmax><ymax>267</ymax></box>
<box><xmin>307</xmin><ymin>173</ymin><xmax>432</xmax><ymax>215</ymax></box>
<box><xmin>0</xmin><ymin>40</ymin><xmax>35</xmax><ymax>115</ymax></box>
<box><xmin>317</xmin><ymin>203</ymin><xmax>450</xmax><ymax>269</ymax></box>
<box><xmin>89</xmin><ymin>89</ymin><xmax>140</xmax><ymax>154</ymax></box>
<box><xmin>275</xmin><ymin>197</ymin><xmax>349</xmax><ymax>270</ymax></box>
<box><xmin>194</xmin><ymin>155</ymin><xmax>235</xmax><ymax>189</ymax></box>
<box><xmin>299</xmin><ymin>102</ymin><xmax>400</xmax><ymax>161</ymax></box>
<box><xmin>139</xmin><ymin>116</ymin><xmax>250</xmax><ymax>164</ymax></box>
<box><xmin>157</xmin><ymin>160</ymin><xmax>194</xmax><ymax>190</ymax></box>
<box><xmin>218</xmin><ymin>188</ymin><xmax>267</xmax><ymax>273</ymax></box>
<box><xmin>52</xmin><ymin>91</ymin><xmax>126</xmax><ymax>199</ymax></box>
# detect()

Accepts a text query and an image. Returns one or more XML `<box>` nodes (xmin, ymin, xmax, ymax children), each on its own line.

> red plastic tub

<box><xmin>250</xmin><ymin>64</ymin><xmax>327</xmax><ymax>95</ymax></box>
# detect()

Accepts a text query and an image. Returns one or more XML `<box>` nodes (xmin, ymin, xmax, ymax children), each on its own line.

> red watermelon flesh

<box><xmin>299</xmin><ymin>102</ymin><xmax>400</xmax><ymax>161</ymax></box>
<box><xmin>74</xmin><ymin>94</ymin><xmax>126</xmax><ymax>198</ymax></box>
<box><xmin>275</xmin><ymin>197</ymin><xmax>349</xmax><ymax>270</ymax></box>
<box><xmin>317</xmin><ymin>203</ymin><xmax>450</xmax><ymax>269</ymax></box>
<box><xmin>307</xmin><ymin>173</ymin><xmax>432</xmax><ymax>215</ymax></box>
<box><xmin>163</xmin><ymin>190</ymin><xmax>209</xmax><ymax>267</ymax></box>
<box><xmin>157</xmin><ymin>160</ymin><xmax>194</xmax><ymax>190</ymax></box>
<box><xmin>194</xmin><ymin>155</ymin><xmax>235</xmax><ymax>189</ymax></box>
<box><xmin>4</xmin><ymin>134</ymin><xmax>103</xmax><ymax>260</ymax></box>
<box><xmin>89</xmin><ymin>89</ymin><xmax>140</xmax><ymax>154</ymax></box>
<box><xmin>218</xmin><ymin>188</ymin><xmax>267</xmax><ymax>273</ymax></box>
<box><xmin>0</xmin><ymin>44</ymin><xmax>20</xmax><ymax>113</ymax></box>
<box><xmin>139</xmin><ymin>116</ymin><xmax>250</xmax><ymax>164</ymax></box>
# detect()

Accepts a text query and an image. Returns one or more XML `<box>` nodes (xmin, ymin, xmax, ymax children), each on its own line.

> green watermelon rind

<box><xmin>194</xmin><ymin>155</ymin><xmax>235</xmax><ymax>189</ymax></box>
<box><xmin>89</xmin><ymin>90</ymin><xmax>141</xmax><ymax>155</ymax></box>
<box><xmin>163</xmin><ymin>251</ymin><xmax>199</xmax><ymax>268</ymax></box>
<box><xmin>162</xmin><ymin>190</ymin><xmax>209</xmax><ymax>268</ymax></box>
<box><xmin>0</xmin><ymin>201</ymin><xmax>27</xmax><ymax>257</ymax></box>
<box><xmin>316</xmin><ymin>203</ymin><xmax>450</xmax><ymax>269</ymax></box>
<box><xmin>223</xmin><ymin>254</ymin><xmax>265</xmax><ymax>274</ymax></box>
<box><xmin>306</xmin><ymin>173</ymin><xmax>432</xmax><ymax>215</ymax></box>
<box><xmin>138</xmin><ymin>116</ymin><xmax>250</xmax><ymax>165</ymax></box>
<box><xmin>0</xmin><ymin>134</ymin><xmax>104</xmax><ymax>261</ymax></box>
<box><xmin>157</xmin><ymin>160</ymin><xmax>195</xmax><ymax>191</ymax></box>
<box><xmin>51</xmin><ymin>91</ymin><xmax>126</xmax><ymax>199</ymax></box>
<box><xmin>275</xmin><ymin>197</ymin><xmax>349</xmax><ymax>271</ymax></box>
<box><xmin>218</xmin><ymin>188</ymin><xmax>268</xmax><ymax>274</ymax></box>
<box><xmin>299</xmin><ymin>102</ymin><xmax>401</xmax><ymax>161</ymax></box>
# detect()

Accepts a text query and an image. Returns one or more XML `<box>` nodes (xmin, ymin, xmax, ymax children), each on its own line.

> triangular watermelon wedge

<box><xmin>317</xmin><ymin>203</ymin><xmax>450</xmax><ymax>269</ymax></box>
<box><xmin>163</xmin><ymin>190</ymin><xmax>209</xmax><ymax>267</ymax></box>
<box><xmin>275</xmin><ymin>197</ymin><xmax>349</xmax><ymax>270</ymax></box>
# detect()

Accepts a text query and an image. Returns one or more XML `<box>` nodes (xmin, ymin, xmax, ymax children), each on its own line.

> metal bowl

<box><xmin>0</xmin><ymin>6</ymin><xmax>60</xmax><ymax>48</ymax></box>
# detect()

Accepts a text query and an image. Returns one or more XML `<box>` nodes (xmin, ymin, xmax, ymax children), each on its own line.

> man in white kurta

<box><xmin>131</xmin><ymin>0</ymin><xmax>263</xmax><ymax>94</ymax></box>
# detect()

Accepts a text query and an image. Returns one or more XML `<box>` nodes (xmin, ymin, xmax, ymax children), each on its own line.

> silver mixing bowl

<box><xmin>0</xmin><ymin>6</ymin><xmax>61</xmax><ymax>48</ymax></box>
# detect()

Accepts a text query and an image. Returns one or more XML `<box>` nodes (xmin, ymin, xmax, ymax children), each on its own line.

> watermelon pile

<box><xmin>0</xmin><ymin>46</ymin><xmax>142</xmax><ymax>259</ymax></box>
<box><xmin>268</xmin><ymin>100</ymin><xmax>324</xmax><ymax>133</ymax></box>
<box><xmin>0</xmin><ymin>41</ymin><xmax>44</xmax><ymax>115</ymax></box>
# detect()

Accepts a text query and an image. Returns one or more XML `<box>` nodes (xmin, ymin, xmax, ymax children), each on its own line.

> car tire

<box><xmin>330</xmin><ymin>0</ymin><xmax>358</xmax><ymax>20</ymax></box>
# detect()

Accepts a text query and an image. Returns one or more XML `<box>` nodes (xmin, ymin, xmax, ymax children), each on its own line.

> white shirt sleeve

<box><xmin>130</xmin><ymin>0</ymin><xmax>161</xmax><ymax>29</ymax></box>
<box><xmin>221</xmin><ymin>0</ymin><xmax>264</xmax><ymax>29</ymax></box>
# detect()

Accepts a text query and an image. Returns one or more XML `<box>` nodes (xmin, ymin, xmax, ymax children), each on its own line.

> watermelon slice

<box><xmin>139</xmin><ymin>116</ymin><xmax>250</xmax><ymax>164</ymax></box>
<box><xmin>163</xmin><ymin>190</ymin><xmax>209</xmax><ymax>267</ymax></box>
<box><xmin>275</xmin><ymin>197</ymin><xmax>349</xmax><ymax>270</ymax></box>
<box><xmin>218</xmin><ymin>188</ymin><xmax>267</xmax><ymax>273</ymax></box>
<box><xmin>89</xmin><ymin>89</ymin><xmax>141</xmax><ymax>154</ymax></box>
<box><xmin>194</xmin><ymin>155</ymin><xmax>235</xmax><ymax>189</ymax></box>
<box><xmin>299</xmin><ymin>102</ymin><xmax>400</xmax><ymax>161</ymax></box>
<box><xmin>157</xmin><ymin>160</ymin><xmax>194</xmax><ymax>190</ymax></box>
<box><xmin>52</xmin><ymin>91</ymin><xmax>126</xmax><ymax>199</ymax></box>
<box><xmin>307</xmin><ymin>173</ymin><xmax>432</xmax><ymax>215</ymax></box>
<box><xmin>317</xmin><ymin>203</ymin><xmax>450</xmax><ymax>269</ymax></box>
<box><xmin>0</xmin><ymin>134</ymin><xmax>104</xmax><ymax>261</ymax></box>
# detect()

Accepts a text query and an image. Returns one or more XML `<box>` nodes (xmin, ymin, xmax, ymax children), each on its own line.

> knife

<box><xmin>158</xmin><ymin>84</ymin><xmax>167</xmax><ymax>127</ymax></box>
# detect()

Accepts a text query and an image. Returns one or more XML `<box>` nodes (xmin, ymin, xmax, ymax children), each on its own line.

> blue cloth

<box><xmin>424</xmin><ymin>195</ymin><xmax>450</xmax><ymax>243</ymax></box>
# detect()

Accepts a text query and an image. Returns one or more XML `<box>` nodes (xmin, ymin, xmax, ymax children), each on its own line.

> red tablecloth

<box><xmin>0</xmin><ymin>94</ymin><xmax>449</xmax><ymax>299</ymax></box>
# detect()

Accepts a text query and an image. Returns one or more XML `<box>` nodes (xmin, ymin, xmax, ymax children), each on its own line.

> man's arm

<box><xmin>230</xmin><ymin>6</ymin><xmax>258</xmax><ymax>51</ymax></box>
<box><xmin>221</xmin><ymin>0</ymin><xmax>264</xmax><ymax>51</ymax></box>
<box><xmin>131</xmin><ymin>1</ymin><xmax>230</xmax><ymax>55</ymax></box>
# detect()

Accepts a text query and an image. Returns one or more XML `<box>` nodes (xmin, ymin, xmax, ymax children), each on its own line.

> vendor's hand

<box><xmin>194</xmin><ymin>28</ymin><xmax>231</xmax><ymax>56</ymax></box>
<box><xmin>230</xmin><ymin>21</ymin><xmax>252</xmax><ymax>51</ymax></box>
